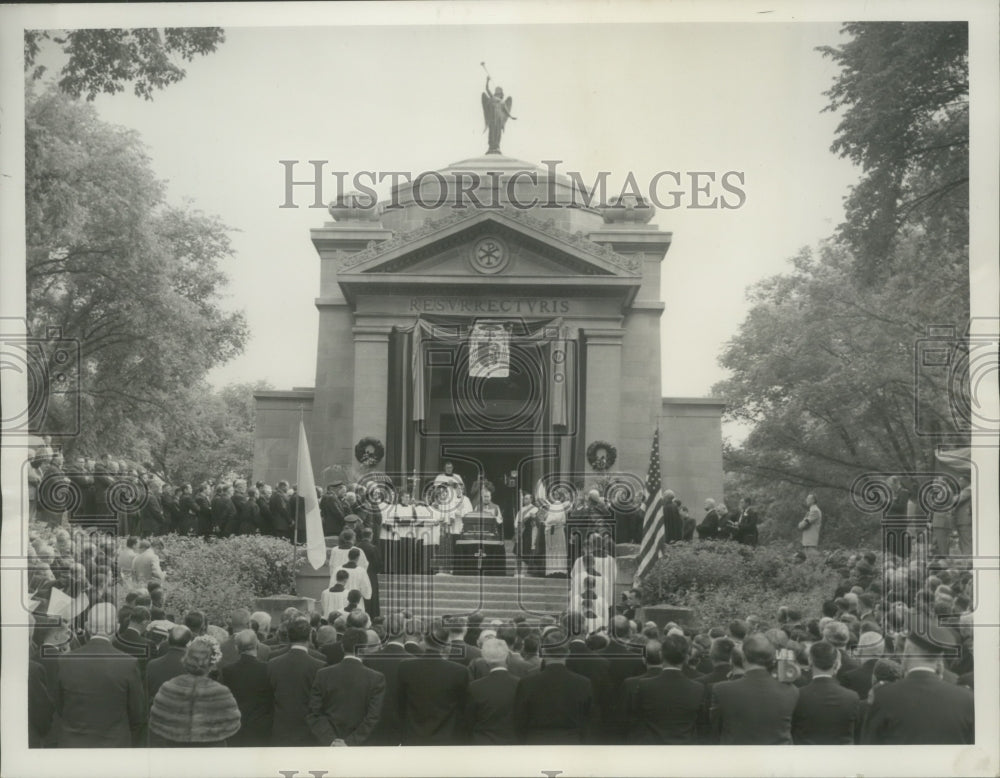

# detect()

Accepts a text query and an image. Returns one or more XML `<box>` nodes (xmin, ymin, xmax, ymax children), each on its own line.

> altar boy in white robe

<box><xmin>328</xmin><ymin>527</ymin><xmax>368</xmax><ymax>587</ymax></box>
<box><xmin>339</xmin><ymin>546</ymin><xmax>372</xmax><ymax>600</ymax></box>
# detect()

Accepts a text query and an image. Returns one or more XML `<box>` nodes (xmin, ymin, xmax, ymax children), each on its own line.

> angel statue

<box><xmin>481</xmin><ymin>72</ymin><xmax>516</xmax><ymax>155</ymax></box>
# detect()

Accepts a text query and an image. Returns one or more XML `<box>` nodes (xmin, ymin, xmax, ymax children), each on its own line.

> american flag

<box><xmin>635</xmin><ymin>427</ymin><xmax>665</xmax><ymax>582</ymax></box>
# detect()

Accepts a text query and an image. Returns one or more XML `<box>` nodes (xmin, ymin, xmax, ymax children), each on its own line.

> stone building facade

<box><xmin>253</xmin><ymin>155</ymin><xmax>723</xmax><ymax>526</ymax></box>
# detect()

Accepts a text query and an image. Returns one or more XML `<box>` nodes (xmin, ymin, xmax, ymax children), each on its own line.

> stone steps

<box><xmin>380</xmin><ymin>573</ymin><xmax>571</xmax><ymax>621</ymax></box>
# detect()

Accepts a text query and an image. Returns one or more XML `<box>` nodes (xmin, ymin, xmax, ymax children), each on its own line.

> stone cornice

<box><xmin>330</xmin><ymin>206</ymin><xmax>644</xmax><ymax>276</ymax></box>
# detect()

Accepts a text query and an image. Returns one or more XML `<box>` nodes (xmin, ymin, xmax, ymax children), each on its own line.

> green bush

<box><xmin>154</xmin><ymin>533</ymin><xmax>295</xmax><ymax>624</ymax></box>
<box><xmin>639</xmin><ymin>541</ymin><xmax>835</xmax><ymax>631</ymax></box>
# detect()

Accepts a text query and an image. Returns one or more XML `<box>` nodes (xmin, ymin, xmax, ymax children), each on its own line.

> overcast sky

<box><xmin>18</xmin><ymin>13</ymin><xmax>874</xmax><ymax>452</ymax></box>
<box><xmin>35</xmin><ymin>22</ymin><xmax>858</xmax><ymax>410</ymax></box>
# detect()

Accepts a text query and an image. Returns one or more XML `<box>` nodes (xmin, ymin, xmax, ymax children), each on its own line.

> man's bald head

<box><xmin>316</xmin><ymin>625</ymin><xmax>338</xmax><ymax>647</ymax></box>
<box><xmin>346</xmin><ymin>610</ymin><xmax>370</xmax><ymax>630</ymax></box>
<box><xmin>167</xmin><ymin>625</ymin><xmax>194</xmax><ymax>648</ymax></box>
<box><xmin>611</xmin><ymin>615</ymin><xmax>632</xmax><ymax>640</ymax></box>
<box><xmin>742</xmin><ymin>633</ymin><xmax>776</xmax><ymax>668</ymax></box>
<box><xmin>234</xmin><ymin>629</ymin><xmax>258</xmax><ymax>654</ymax></box>
<box><xmin>481</xmin><ymin>637</ymin><xmax>510</xmax><ymax>667</ymax></box>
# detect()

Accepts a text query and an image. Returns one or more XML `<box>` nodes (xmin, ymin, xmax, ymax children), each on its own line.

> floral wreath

<box><xmin>586</xmin><ymin>440</ymin><xmax>617</xmax><ymax>471</ymax></box>
<box><xmin>354</xmin><ymin>436</ymin><xmax>385</xmax><ymax>467</ymax></box>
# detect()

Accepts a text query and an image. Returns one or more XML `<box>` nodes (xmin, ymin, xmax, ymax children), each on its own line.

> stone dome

<box><xmin>379</xmin><ymin>154</ymin><xmax>605</xmax><ymax>234</ymax></box>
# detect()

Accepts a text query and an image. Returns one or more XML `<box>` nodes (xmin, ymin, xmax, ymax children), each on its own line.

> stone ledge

<box><xmin>642</xmin><ymin>604</ymin><xmax>695</xmax><ymax>628</ymax></box>
<box><xmin>255</xmin><ymin>594</ymin><xmax>317</xmax><ymax>620</ymax></box>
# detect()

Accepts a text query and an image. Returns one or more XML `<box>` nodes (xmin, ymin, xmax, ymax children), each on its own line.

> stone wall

<box><xmin>252</xmin><ymin>391</ymin><xmax>314</xmax><ymax>486</ymax></box>
<box><xmin>659</xmin><ymin>397</ymin><xmax>725</xmax><ymax>515</ymax></box>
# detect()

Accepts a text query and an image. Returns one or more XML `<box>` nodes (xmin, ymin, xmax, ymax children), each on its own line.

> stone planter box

<box><xmin>641</xmin><ymin>604</ymin><xmax>695</xmax><ymax>629</ymax></box>
<box><xmin>254</xmin><ymin>594</ymin><xmax>317</xmax><ymax>621</ymax></box>
<box><xmin>295</xmin><ymin>562</ymin><xmax>331</xmax><ymax>605</ymax></box>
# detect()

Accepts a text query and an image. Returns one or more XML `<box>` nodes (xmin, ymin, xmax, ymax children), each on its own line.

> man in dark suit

<box><xmin>862</xmin><ymin>627</ymin><xmax>974</xmax><ymax>744</ymax></box>
<box><xmin>397</xmin><ymin>622</ymin><xmax>471</xmax><ymax>745</ymax></box>
<box><xmin>269</xmin><ymin>621</ymin><xmax>327</xmax><ymax>664</ymax></box>
<box><xmin>565</xmin><ymin>623</ymin><xmax>613</xmax><ymax>739</ymax></box>
<box><xmin>145</xmin><ymin>625</ymin><xmax>192</xmax><ymax>703</ymax></box>
<box><xmin>220</xmin><ymin>609</ymin><xmax>272</xmax><ymax>668</ymax></box>
<box><xmin>307</xmin><ymin>628</ymin><xmax>386</xmax><ymax>746</ymax></box>
<box><xmin>696</xmin><ymin>637</ymin><xmax>735</xmax><ymax>695</ymax></box>
<box><xmin>363</xmin><ymin>614</ymin><xmax>415</xmax><ymax>745</ymax></box>
<box><xmin>620</xmin><ymin>644</ymin><xmax>663</xmax><ymax>723</ymax></box>
<box><xmin>601</xmin><ymin>616</ymin><xmax>646</xmax><ymax>742</ymax></box>
<box><xmin>111</xmin><ymin>605</ymin><xmax>155</xmax><ymax>675</ymax></box>
<box><xmin>662</xmin><ymin>490</ymin><xmax>683</xmax><ymax>543</ymax></box>
<box><xmin>710</xmin><ymin>633</ymin><xmax>799</xmax><ymax>744</ymax></box>
<box><xmin>841</xmin><ymin>631</ymin><xmax>885</xmax><ymax>699</ymax></box>
<box><xmin>791</xmin><ymin>640</ymin><xmax>860</xmax><ymax>744</ymax></box>
<box><xmin>269</xmin><ymin>481</ymin><xmax>292</xmax><ymax>539</ymax></box>
<box><xmin>446</xmin><ymin>617</ymin><xmax>482</xmax><ymax>666</ymax></box>
<box><xmin>267</xmin><ymin>616</ymin><xmax>326</xmax><ymax>745</ymax></box>
<box><xmin>513</xmin><ymin>631</ymin><xmax>595</xmax><ymax>744</ymax></box>
<box><xmin>212</xmin><ymin>484</ymin><xmax>237</xmax><ymax>538</ymax></box>
<box><xmin>54</xmin><ymin>603</ymin><xmax>146</xmax><ymax>747</ymax></box>
<box><xmin>467</xmin><ymin>637</ymin><xmax>520</xmax><ymax>745</ymax></box>
<box><xmin>222</xmin><ymin>629</ymin><xmax>274</xmax><ymax>746</ymax></box>
<box><xmin>735</xmin><ymin>496</ymin><xmax>759</xmax><ymax>546</ymax></box>
<box><xmin>356</xmin><ymin>527</ymin><xmax>382</xmax><ymax>616</ymax></box>
<box><xmin>175</xmin><ymin>483</ymin><xmax>197</xmax><ymax>535</ymax></box>
<box><xmin>194</xmin><ymin>483</ymin><xmax>213</xmax><ymax>538</ymax></box>
<box><xmin>256</xmin><ymin>484</ymin><xmax>273</xmax><ymax>536</ymax></box>
<box><xmin>316</xmin><ymin>624</ymin><xmax>345</xmax><ymax>666</ymax></box>
<box><xmin>697</xmin><ymin>500</ymin><xmax>721</xmax><ymax>540</ymax></box>
<box><xmin>320</xmin><ymin>482</ymin><xmax>348</xmax><ymax>537</ymax></box>
<box><xmin>627</xmin><ymin>636</ymin><xmax>707</xmax><ymax>744</ymax></box>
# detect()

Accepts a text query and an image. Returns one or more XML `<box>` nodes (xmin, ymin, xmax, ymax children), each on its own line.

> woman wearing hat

<box><xmin>148</xmin><ymin>635</ymin><xmax>241</xmax><ymax>747</ymax></box>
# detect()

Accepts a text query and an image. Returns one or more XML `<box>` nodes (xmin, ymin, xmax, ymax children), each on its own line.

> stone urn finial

<box><xmin>600</xmin><ymin>194</ymin><xmax>655</xmax><ymax>225</ymax></box>
<box><xmin>328</xmin><ymin>191</ymin><xmax>383</xmax><ymax>222</ymax></box>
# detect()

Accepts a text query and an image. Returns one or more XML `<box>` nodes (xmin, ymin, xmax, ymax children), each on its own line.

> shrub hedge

<box><xmin>639</xmin><ymin>541</ymin><xmax>835</xmax><ymax>631</ymax></box>
<box><xmin>153</xmin><ymin>533</ymin><xmax>296</xmax><ymax>624</ymax></box>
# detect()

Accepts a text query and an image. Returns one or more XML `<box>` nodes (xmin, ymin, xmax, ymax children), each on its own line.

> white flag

<box><xmin>297</xmin><ymin>420</ymin><xmax>326</xmax><ymax>570</ymax></box>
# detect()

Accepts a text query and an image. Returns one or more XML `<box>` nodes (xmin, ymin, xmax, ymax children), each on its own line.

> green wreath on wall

<box><xmin>586</xmin><ymin>440</ymin><xmax>617</xmax><ymax>471</ymax></box>
<box><xmin>354</xmin><ymin>437</ymin><xmax>385</xmax><ymax>467</ymax></box>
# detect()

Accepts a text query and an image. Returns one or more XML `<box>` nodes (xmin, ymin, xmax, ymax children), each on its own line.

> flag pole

<box><xmin>291</xmin><ymin>404</ymin><xmax>303</xmax><ymax>595</ymax></box>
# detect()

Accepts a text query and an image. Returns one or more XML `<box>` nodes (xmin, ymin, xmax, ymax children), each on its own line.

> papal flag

<box><xmin>469</xmin><ymin>322</ymin><xmax>510</xmax><ymax>378</ymax></box>
<box><xmin>297</xmin><ymin>420</ymin><xmax>326</xmax><ymax>570</ymax></box>
<box><xmin>635</xmin><ymin>427</ymin><xmax>666</xmax><ymax>584</ymax></box>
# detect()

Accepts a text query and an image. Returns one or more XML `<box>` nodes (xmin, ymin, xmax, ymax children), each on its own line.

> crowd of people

<box><xmin>28</xmin><ymin>446</ymin><xmax>763</xmax><ymax>549</ymax></box>
<box><xmin>25</xmin><ymin>513</ymin><xmax>975</xmax><ymax>747</ymax></box>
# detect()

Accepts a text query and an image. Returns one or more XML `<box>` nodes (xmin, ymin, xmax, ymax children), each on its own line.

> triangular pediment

<box><xmin>335</xmin><ymin>208</ymin><xmax>642</xmax><ymax>278</ymax></box>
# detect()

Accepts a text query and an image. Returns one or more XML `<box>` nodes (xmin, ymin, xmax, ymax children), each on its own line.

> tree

<box><xmin>819</xmin><ymin>22</ymin><xmax>968</xmax><ymax>280</ymax></box>
<box><xmin>148</xmin><ymin>380</ymin><xmax>271</xmax><ymax>485</ymax></box>
<box><xmin>716</xmin><ymin>23</ymin><xmax>971</xmax><ymax>544</ymax></box>
<box><xmin>25</xmin><ymin>27</ymin><xmax>225</xmax><ymax>100</ymax></box>
<box><xmin>714</xmin><ymin>237</ymin><xmax>967</xmax><ymax>532</ymax></box>
<box><xmin>25</xmin><ymin>87</ymin><xmax>247</xmax><ymax>459</ymax></box>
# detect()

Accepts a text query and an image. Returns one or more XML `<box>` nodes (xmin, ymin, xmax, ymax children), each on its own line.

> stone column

<box><xmin>583</xmin><ymin>328</ymin><xmax>625</xmax><ymax>454</ymax></box>
<box><xmin>352</xmin><ymin>325</ymin><xmax>393</xmax><ymax>450</ymax></box>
